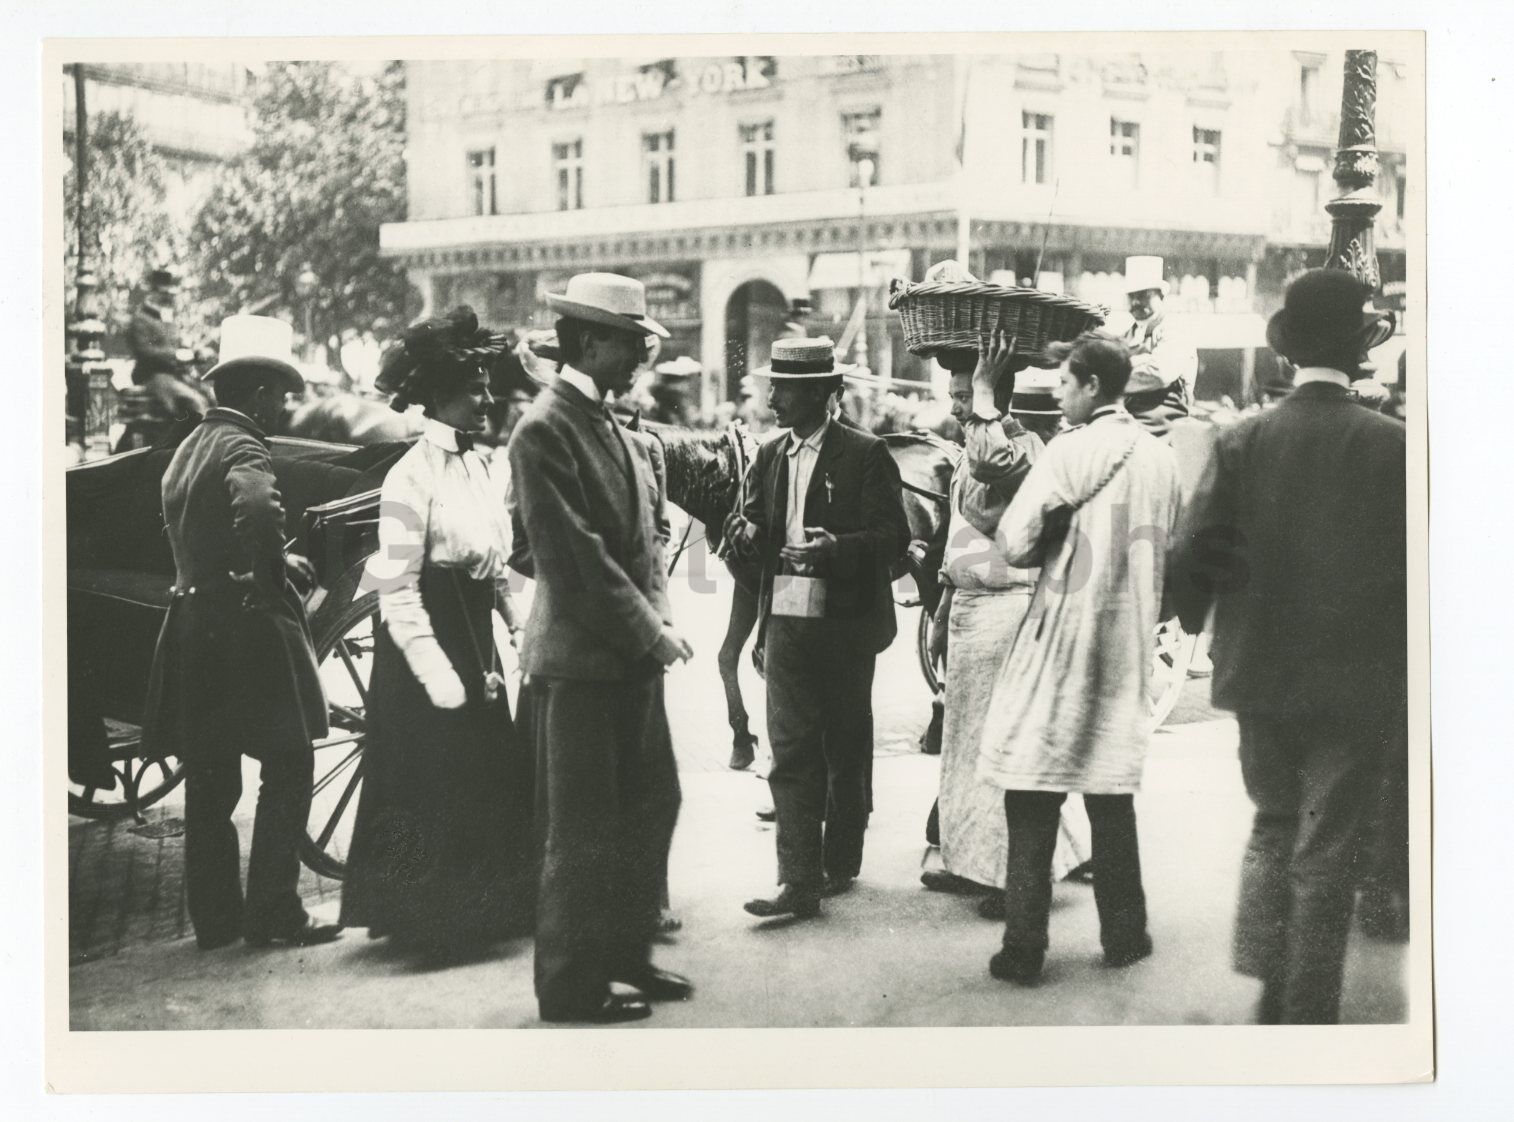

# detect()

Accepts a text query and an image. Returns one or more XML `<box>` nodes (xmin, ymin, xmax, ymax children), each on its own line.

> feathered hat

<box><xmin>374</xmin><ymin>306</ymin><xmax>508</xmax><ymax>412</ymax></box>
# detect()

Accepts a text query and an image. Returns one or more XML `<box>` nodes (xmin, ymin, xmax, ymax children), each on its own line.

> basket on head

<box><xmin>887</xmin><ymin>277</ymin><xmax>1109</xmax><ymax>360</ymax></box>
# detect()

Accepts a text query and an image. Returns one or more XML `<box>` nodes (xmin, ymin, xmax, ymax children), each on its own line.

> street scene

<box><xmin>60</xmin><ymin>40</ymin><xmax>1418</xmax><ymax>1040</ymax></box>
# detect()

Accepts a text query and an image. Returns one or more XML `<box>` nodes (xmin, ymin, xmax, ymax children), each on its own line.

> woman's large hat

<box><xmin>545</xmin><ymin>272</ymin><xmax>669</xmax><ymax>339</ymax></box>
<box><xmin>201</xmin><ymin>315</ymin><xmax>304</xmax><ymax>394</ymax></box>
<box><xmin>751</xmin><ymin>336</ymin><xmax>855</xmax><ymax>379</ymax></box>
<box><xmin>1266</xmin><ymin>269</ymin><xmax>1396</xmax><ymax>366</ymax></box>
<box><xmin>1123</xmin><ymin>256</ymin><xmax>1170</xmax><ymax>296</ymax></box>
<box><xmin>375</xmin><ymin>306</ymin><xmax>508</xmax><ymax>411</ymax></box>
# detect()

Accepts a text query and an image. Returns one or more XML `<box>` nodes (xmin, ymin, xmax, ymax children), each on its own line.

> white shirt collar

<box><xmin>558</xmin><ymin>366</ymin><xmax>603</xmax><ymax>404</ymax></box>
<box><xmin>1293</xmin><ymin>367</ymin><xmax>1351</xmax><ymax>388</ymax></box>
<box><xmin>786</xmin><ymin>414</ymin><xmax>831</xmax><ymax>456</ymax></box>
<box><xmin>423</xmin><ymin>417</ymin><xmax>469</xmax><ymax>452</ymax></box>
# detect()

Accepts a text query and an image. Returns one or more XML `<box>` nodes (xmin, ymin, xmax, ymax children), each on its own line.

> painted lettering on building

<box><xmin>545</xmin><ymin>58</ymin><xmax>776</xmax><ymax>111</ymax></box>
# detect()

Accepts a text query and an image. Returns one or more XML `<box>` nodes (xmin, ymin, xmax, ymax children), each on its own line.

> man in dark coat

<box><xmin>143</xmin><ymin>315</ymin><xmax>340</xmax><ymax>951</ymax></box>
<box><xmin>126</xmin><ymin>265</ymin><xmax>212</xmax><ymax>424</ymax></box>
<box><xmin>1169</xmin><ymin>269</ymin><xmax>1406</xmax><ymax>1024</ymax></box>
<box><xmin>509</xmin><ymin>273</ymin><xmax>696</xmax><ymax>1025</ymax></box>
<box><xmin>725</xmin><ymin>336</ymin><xmax>910</xmax><ymax>919</ymax></box>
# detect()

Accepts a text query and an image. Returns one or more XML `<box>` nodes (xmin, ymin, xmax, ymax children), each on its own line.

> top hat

<box><xmin>147</xmin><ymin>265</ymin><xmax>182</xmax><ymax>292</ymax></box>
<box><xmin>751</xmin><ymin>336</ymin><xmax>856</xmax><ymax>379</ymax></box>
<box><xmin>1266</xmin><ymin>269</ymin><xmax>1396</xmax><ymax>366</ymax></box>
<box><xmin>201</xmin><ymin>315</ymin><xmax>304</xmax><ymax>394</ymax></box>
<box><xmin>1123</xmin><ymin>256</ymin><xmax>1170</xmax><ymax>296</ymax></box>
<box><xmin>1009</xmin><ymin>366</ymin><xmax>1062</xmax><ymax>417</ymax></box>
<box><xmin>546</xmin><ymin>272</ymin><xmax>669</xmax><ymax>339</ymax></box>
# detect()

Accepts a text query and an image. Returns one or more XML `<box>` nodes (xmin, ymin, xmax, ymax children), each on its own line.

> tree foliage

<box><xmin>63</xmin><ymin>108</ymin><xmax>181</xmax><ymax>331</ymax></box>
<box><xmin>191</xmin><ymin>61</ymin><xmax>413</xmax><ymax>364</ymax></box>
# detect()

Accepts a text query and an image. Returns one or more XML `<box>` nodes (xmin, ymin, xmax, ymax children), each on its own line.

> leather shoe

<box><xmin>1102</xmin><ymin>933</ymin><xmax>1154</xmax><ymax>969</ymax></box>
<box><xmin>540</xmin><ymin>994</ymin><xmax>652</xmax><ymax>1024</ymax></box>
<box><xmin>989</xmin><ymin>947</ymin><xmax>1045</xmax><ymax>985</ymax></box>
<box><xmin>821</xmin><ymin>874</ymin><xmax>855</xmax><ymax>898</ymax></box>
<box><xmin>614</xmin><ymin>965</ymin><xmax>694</xmax><ymax>1002</ymax></box>
<box><xmin>744</xmin><ymin>886</ymin><xmax>820</xmax><ymax>919</ymax></box>
<box><xmin>921</xmin><ymin>869</ymin><xmax>994</xmax><ymax>896</ymax></box>
<box><xmin>245</xmin><ymin>919</ymin><xmax>344</xmax><ymax>949</ymax></box>
<box><xmin>755</xmin><ymin>806</ymin><xmax>776</xmax><ymax>823</ymax></box>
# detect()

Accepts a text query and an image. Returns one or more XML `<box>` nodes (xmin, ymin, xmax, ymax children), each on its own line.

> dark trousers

<box><xmin>1234</xmin><ymin>713</ymin><xmax>1383</xmax><ymax>1024</ymax></box>
<box><xmin>1000</xmin><ymin>790</ymin><xmax>1148</xmax><ymax>956</ymax></box>
<box><xmin>765</xmin><ymin>615</ymin><xmax>876</xmax><ymax>890</ymax></box>
<box><xmin>184</xmin><ymin>741</ymin><xmax>313</xmax><ymax>946</ymax></box>
<box><xmin>532</xmin><ymin>673</ymin><xmax>681</xmax><ymax>1016</ymax></box>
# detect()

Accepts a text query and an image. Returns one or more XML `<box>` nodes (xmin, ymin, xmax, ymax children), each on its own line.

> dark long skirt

<box><xmin>340</xmin><ymin>566</ymin><xmax>535</xmax><ymax>950</ymax></box>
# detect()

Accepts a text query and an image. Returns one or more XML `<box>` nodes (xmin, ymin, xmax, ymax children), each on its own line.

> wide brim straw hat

<box><xmin>201</xmin><ymin>315</ymin><xmax>304</xmax><ymax>395</ymax></box>
<box><xmin>545</xmin><ymin>272</ymin><xmax>669</xmax><ymax>338</ymax></box>
<box><xmin>751</xmin><ymin>336</ymin><xmax>856</xmax><ymax>379</ymax></box>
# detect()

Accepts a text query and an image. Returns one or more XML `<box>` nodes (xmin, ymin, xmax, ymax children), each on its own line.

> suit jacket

<box><xmin>508</xmin><ymin>379</ymin><xmax>672</xmax><ymax>680</ymax></box>
<box><xmin>143</xmin><ymin>409</ymin><xmax>327</xmax><ymax>761</ymax></box>
<box><xmin>1169</xmin><ymin>380</ymin><xmax>1407</xmax><ymax>718</ymax></box>
<box><xmin>743</xmin><ymin>419</ymin><xmax>909</xmax><ymax>654</ymax></box>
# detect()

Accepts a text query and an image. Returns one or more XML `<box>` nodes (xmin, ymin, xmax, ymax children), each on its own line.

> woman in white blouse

<box><xmin>340</xmin><ymin>308</ymin><xmax>534</xmax><ymax>958</ymax></box>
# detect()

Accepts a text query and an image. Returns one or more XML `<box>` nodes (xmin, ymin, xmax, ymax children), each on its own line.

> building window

<box><xmin>1192</xmin><ymin>127</ymin><xmax>1222</xmax><ymax>192</ymax></box>
<box><xmin>1299</xmin><ymin>62</ymin><xmax>1322</xmax><ymax>125</ymax></box>
<box><xmin>1109</xmin><ymin>119</ymin><xmax>1139</xmax><ymax>189</ymax></box>
<box><xmin>842</xmin><ymin>108</ymin><xmax>881</xmax><ymax>187</ymax></box>
<box><xmin>553</xmin><ymin>138</ymin><xmax>584</xmax><ymax>211</ymax></box>
<box><xmin>467</xmin><ymin>147</ymin><xmax>497</xmax><ymax>216</ymax></box>
<box><xmin>740</xmin><ymin>121</ymin><xmax>776</xmax><ymax>196</ymax></box>
<box><xmin>1396</xmin><ymin>171</ymin><xmax>1407</xmax><ymax>224</ymax></box>
<box><xmin>1021</xmin><ymin>112</ymin><xmax>1053</xmax><ymax>185</ymax></box>
<box><xmin>643</xmin><ymin>130</ymin><xmax>676</xmax><ymax>204</ymax></box>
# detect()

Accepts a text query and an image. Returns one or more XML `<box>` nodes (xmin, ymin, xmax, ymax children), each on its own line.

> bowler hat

<box><xmin>1266</xmin><ymin>269</ymin><xmax>1396</xmax><ymax>366</ymax></box>
<box><xmin>546</xmin><ymin>272</ymin><xmax>669</xmax><ymax>339</ymax></box>
<box><xmin>147</xmin><ymin>264</ymin><xmax>183</xmax><ymax>292</ymax></box>
<box><xmin>201</xmin><ymin>315</ymin><xmax>304</xmax><ymax>395</ymax></box>
<box><xmin>751</xmin><ymin>336</ymin><xmax>855</xmax><ymax>380</ymax></box>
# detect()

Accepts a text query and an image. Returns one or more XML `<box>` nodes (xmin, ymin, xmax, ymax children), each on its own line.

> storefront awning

<box><xmin>1167</xmin><ymin>312</ymin><xmax>1269</xmax><ymax>350</ymax></box>
<box><xmin>808</xmin><ymin>249</ymin><xmax>913</xmax><ymax>291</ymax></box>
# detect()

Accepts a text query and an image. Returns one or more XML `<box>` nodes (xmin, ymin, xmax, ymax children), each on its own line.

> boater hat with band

<box><xmin>751</xmin><ymin>336</ymin><xmax>856</xmax><ymax>379</ymax></box>
<box><xmin>1009</xmin><ymin>366</ymin><xmax>1062</xmax><ymax>417</ymax></box>
<box><xmin>545</xmin><ymin>272</ymin><xmax>670</xmax><ymax>339</ymax></box>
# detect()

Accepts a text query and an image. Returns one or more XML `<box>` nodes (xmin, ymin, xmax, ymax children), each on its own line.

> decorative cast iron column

<box><xmin>1324</xmin><ymin>50</ymin><xmax>1382</xmax><ymax>291</ymax></box>
<box><xmin>64</xmin><ymin>63</ymin><xmax>112</xmax><ymax>457</ymax></box>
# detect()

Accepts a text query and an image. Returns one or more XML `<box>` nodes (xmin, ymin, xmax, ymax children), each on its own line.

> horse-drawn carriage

<box><xmin>66</xmin><ymin>411</ymin><xmax>1195</xmax><ymax>881</ymax></box>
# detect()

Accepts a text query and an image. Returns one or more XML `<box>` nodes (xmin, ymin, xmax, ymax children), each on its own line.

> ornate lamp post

<box><xmin>1324</xmin><ymin>50</ymin><xmax>1383</xmax><ymax>292</ymax></box>
<box><xmin>64</xmin><ymin>63</ymin><xmax>113</xmax><ymax>459</ymax></box>
<box><xmin>853</xmin><ymin>153</ymin><xmax>875</xmax><ymax>380</ymax></box>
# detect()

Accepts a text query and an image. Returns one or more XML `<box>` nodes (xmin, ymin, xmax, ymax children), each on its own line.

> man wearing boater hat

<box><xmin>142</xmin><ymin>315</ymin><xmax>340</xmax><ymax>951</ymax></box>
<box><xmin>1169</xmin><ymin>268</ymin><xmax>1405</xmax><ymax>1023</ymax></box>
<box><xmin>509</xmin><ymin>272</ymin><xmax>696</xmax><ymax>1023</ymax></box>
<box><xmin>1119</xmin><ymin>256</ymin><xmax>1196</xmax><ymax>439</ymax></box>
<box><xmin>724</xmin><ymin>337</ymin><xmax>910</xmax><ymax>919</ymax></box>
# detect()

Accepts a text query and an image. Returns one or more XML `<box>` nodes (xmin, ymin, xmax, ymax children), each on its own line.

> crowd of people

<box><xmin>137</xmin><ymin>256</ymin><xmax>1408</xmax><ymax>1026</ymax></box>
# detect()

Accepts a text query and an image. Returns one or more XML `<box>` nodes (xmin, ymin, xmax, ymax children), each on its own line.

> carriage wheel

<box><xmin>301</xmin><ymin>573</ymin><xmax>378</xmax><ymax>880</ymax></box>
<box><xmin>1149</xmin><ymin>617</ymin><xmax>1199</xmax><ymax>732</ymax></box>
<box><xmin>66</xmin><ymin>733</ymin><xmax>185</xmax><ymax>822</ymax></box>
<box><xmin>916</xmin><ymin>605</ymin><xmax>943</xmax><ymax>695</ymax></box>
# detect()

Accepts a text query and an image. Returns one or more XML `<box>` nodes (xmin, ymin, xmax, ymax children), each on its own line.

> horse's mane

<box><xmin>640</xmin><ymin>422</ymin><xmax>744</xmax><ymax>539</ymax></box>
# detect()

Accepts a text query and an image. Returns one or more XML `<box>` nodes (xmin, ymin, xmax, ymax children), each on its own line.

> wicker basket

<box><xmin>888</xmin><ymin>278</ymin><xmax>1108</xmax><ymax>359</ymax></box>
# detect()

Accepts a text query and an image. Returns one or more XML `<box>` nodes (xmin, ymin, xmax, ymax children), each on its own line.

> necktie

<box><xmin>455</xmin><ymin>431</ymin><xmax>474</xmax><ymax>454</ymax></box>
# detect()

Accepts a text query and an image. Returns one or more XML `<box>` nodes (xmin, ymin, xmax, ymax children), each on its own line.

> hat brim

<box><xmin>546</xmin><ymin>294</ymin><xmax>669</xmax><ymax>338</ymax></box>
<box><xmin>1266</xmin><ymin>308</ymin><xmax>1397</xmax><ymax>363</ymax></box>
<box><xmin>751</xmin><ymin>363</ymin><xmax>857</xmax><ymax>380</ymax></box>
<box><xmin>1009</xmin><ymin>396</ymin><xmax>1062</xmax><ymax>416</ymax></box>
<box><xmin>202</xmin><ymin>356</ymin><xmax>304</xmax><ymax>395</ymax></box>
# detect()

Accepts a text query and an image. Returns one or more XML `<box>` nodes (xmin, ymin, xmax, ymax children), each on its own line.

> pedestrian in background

<box><xmin>1169</xmin><ymin>268</ymin><xmax>1405</xmax><ymax>1023</ymax></box>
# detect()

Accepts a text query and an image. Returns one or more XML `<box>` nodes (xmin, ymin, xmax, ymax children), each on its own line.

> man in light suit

<box><xmin>1169</xmin><ymin>268</ymin><xmax>1405</xmax><ymax>1024</ymax></box>
<box><xmin>509</xmin><ymin>273</ymin><xmax>696</xmax><ymax>1024</ymax></box>
<box><xmin>725</xmin><ymin>337</ymin><xmax>910</xmax><ymax>919</ymax></box>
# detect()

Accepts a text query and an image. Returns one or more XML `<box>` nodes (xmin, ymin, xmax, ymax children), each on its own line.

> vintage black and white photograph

<box><xmin>44</xmin><ymin>26</ymin><xmax>1430</xmax><ymax>1090</ymax></box>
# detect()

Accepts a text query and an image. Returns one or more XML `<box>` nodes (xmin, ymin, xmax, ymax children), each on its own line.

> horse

<box><xmin>640</xmin><ymin>418</ymin><xmax>959</xmax><ymax>763</ymax></box>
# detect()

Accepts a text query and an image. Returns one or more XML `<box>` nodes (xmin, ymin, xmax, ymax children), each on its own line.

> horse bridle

<box><xmin>651</xmin><ymin>420</ymin><xmax>753</xmax><ymax>577</ymax></box>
